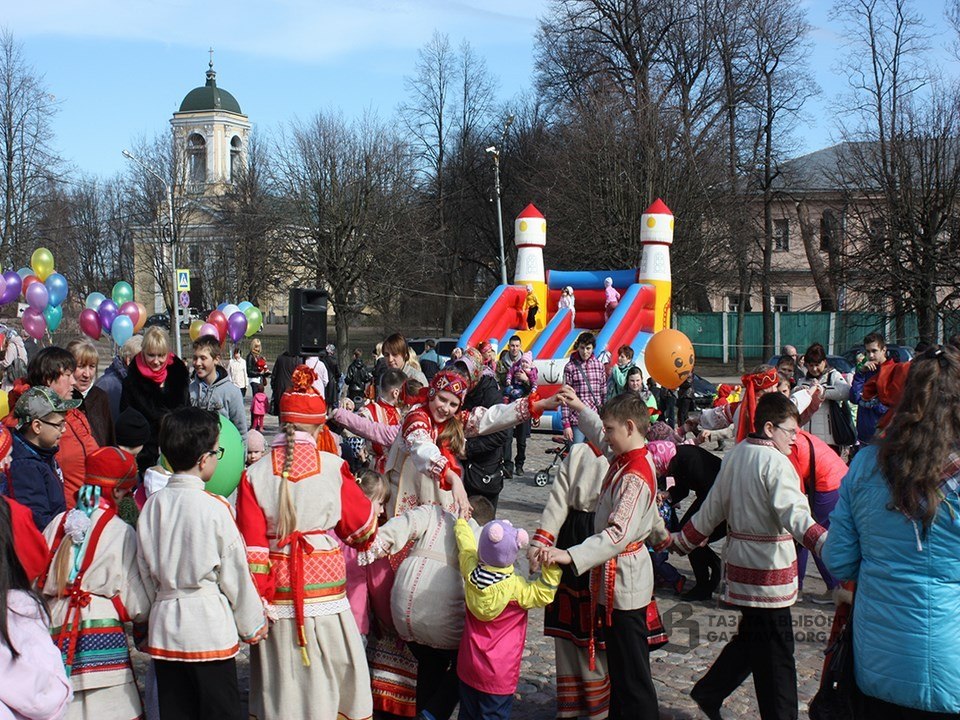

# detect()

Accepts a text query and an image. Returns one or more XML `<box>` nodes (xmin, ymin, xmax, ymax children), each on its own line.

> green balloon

<box><xmin>112</xmin><ymin>281</ymin><xmax>133</xmax><ymax>306</ymax></box>
<box><xmin>205</xmin><ymin>415</ymin><xmax>245</xmax><ymax>497</ymax></box>
<box><xmin>243</xmin><ymin>306</ymin><xmax>263</xmax><ymax>337</ymax></box>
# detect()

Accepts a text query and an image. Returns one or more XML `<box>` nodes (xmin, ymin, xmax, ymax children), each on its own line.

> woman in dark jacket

<box><xmin>120</xmin><ymin>327</ymin><xmax>190</xmax><ymax>475</ymax></box>
<box><xmin>67</xmin><ymin>340</ymin><xmax>115</xmax><ymax>447</ymax></box>
<box><xmin>456</xmin><ymin>349</ymin><xmax>510</xmax><ymax>511</ymax></box>
<box><xmin>666</xmin><ymin>445</ymin><xmax>724</xmax><ymax>601</ymax></box>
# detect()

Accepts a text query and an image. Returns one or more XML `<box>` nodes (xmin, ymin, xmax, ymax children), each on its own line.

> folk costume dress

<box><xmin>236</xmin><ymin>365</ymin><xmax>379</xmax><ymax>720</ymax></box>
<box><xmin>357</xmin><ymin>399</ymin><xmax>402</xmax><ymax>473</ymax></box>
<box><xmin>383</xmin><ymin>371</ymin><xmax>542</xmax><ymax>518</ymax></box>
<box><xmin>40</xmin><ymin>448</ymin><xmax>151</xmax><ymax>720</ymax></box>
<box><xmin>531</xmin><ymin>443</ymin><xmax>612</xmax><ymax>720</ymax></box>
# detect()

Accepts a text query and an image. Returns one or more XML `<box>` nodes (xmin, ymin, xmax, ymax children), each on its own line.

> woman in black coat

<box><xmin>666</xmin><ymin>445</ymin><xmax>724</xmax><ymax>601</ymax></box>
<box><xmin>120</xmin><ymin>327</ymin><xmax>190</xmax><ymax>475</ymax></box>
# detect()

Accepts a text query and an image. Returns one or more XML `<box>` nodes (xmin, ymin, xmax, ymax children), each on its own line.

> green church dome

<box><xmin>179</xmin><ymin>62</ymin><xmax>242</xmax><ymax>114</ymax></box>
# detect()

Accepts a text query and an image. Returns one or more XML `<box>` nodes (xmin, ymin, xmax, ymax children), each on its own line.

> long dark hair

<box><xmin>0</xmin><ymin>499</ymin><xmax>49</xmax><ymax>658</ymax></box>
<box><xmin>878</xmin><ymin>345</ymin><xmax>960</xmax><ymax>532</ymax></box>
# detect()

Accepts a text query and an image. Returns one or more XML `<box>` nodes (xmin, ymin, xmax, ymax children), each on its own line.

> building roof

<box><xmin>775</xmin><ymin>141</ymin><xmax>883</xmax><ymax>193</ymax></box>
<box><xmin>178</xmin><ymin>62</ymin><xmax>243</xmax><ymax>115</ymax></box>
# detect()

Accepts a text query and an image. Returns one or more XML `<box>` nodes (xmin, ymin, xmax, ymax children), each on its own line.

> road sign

<box><xmin>176</xmin><ymin>269</ymin><xmax>191</xmax><ymax>292</ymax></box>
<box><xmin>179</xmin><ymin>291</ymin><xmax>190</xmax><ymax>308</ymax></box>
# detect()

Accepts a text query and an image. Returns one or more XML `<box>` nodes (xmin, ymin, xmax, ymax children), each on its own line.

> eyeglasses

<box><xmin>36</xmin><ymin>418</ymin><xmax>66</xmax><ymax>431</ymax></box>
<box><xmin>205</xmin><ymin>447</ymin><xmax>225</xmax><ymax>460</ymax></box>
<box><xmin>774</xmin><ymin>425</ymin><xmax>798</xmax><ymax>438</ymax></box>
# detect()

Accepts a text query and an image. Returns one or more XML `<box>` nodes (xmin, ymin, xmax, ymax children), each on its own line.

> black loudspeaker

<box><xmin>288</xmin><ymin>288</ymin><xmax>328</xmax><ymax>356</ymax></box>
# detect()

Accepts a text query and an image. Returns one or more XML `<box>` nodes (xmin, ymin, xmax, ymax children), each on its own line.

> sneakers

<box><xmin>809</xmin><ymin>590</ymin><xmax>835</xmax><ymax>605</ymax></box>
<box><xmin>674</xmin><ymin>577</ymin><xmax>686</xmax><ymax>595</ymax></box>
<box><xmin>515</xmin><ymin>464</ymin><xmax>524</xmax><ymax>476</ymax></box>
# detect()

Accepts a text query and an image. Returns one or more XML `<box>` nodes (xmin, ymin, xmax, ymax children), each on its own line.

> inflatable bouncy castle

<box><xmin>458</xmin><ymin>200</ymin><xmax>675</xmax><ymax>430</ymax></box>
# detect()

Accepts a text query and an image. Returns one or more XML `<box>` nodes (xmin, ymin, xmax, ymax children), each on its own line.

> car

<box><xmin>842</xmin><ymin>344</ymin><xmax>914</xmax><ymax>365</ymax></box>
<box><xmin>408</xmin><ymin>337</ymin><xmax>460</xmax><ymax>364</ymax></box>
<box><xmin>143</xmin><ymin>311</ymin><xmax>195</xmax><ymax>331</ymax></box>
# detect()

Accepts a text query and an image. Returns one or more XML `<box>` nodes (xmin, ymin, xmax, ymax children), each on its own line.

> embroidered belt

<box><xmin>587</xmin><ymin>540</ymin><xmax>646</xmax><ymax>670</ymax></box>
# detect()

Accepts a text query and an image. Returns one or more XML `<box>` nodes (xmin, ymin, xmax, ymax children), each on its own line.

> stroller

<box><xmin>534</xmin><ymin>436</ymin><xmax>572</xmax><ymax>487</ymax></box>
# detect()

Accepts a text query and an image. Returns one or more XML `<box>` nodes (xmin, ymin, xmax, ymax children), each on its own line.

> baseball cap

<box><xmin>14</xmin><ymin>386</ymin><xmax>80</xmax><ymax>427</ymax></box>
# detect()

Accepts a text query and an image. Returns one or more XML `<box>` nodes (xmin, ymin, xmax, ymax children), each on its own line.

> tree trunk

<box><xmin>795</xmin><ymin>202</ymin><xmax>838</xmax><ymax>311</ymax></box>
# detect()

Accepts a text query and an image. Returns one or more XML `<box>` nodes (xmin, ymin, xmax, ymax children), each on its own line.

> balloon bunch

<box><xmin>189</xmin><ymin>301</ymin><xmax>264</xmax><ymax>345</ymax></box>
<box><xmin>78</xmin><ymin>282</ymin><xmax>146</xmax><ymax>346</ymax></box>
<box><xmin>4</xmin><ymin>248</ymin><xmax>71</xmax><ymax>340</ymax></box>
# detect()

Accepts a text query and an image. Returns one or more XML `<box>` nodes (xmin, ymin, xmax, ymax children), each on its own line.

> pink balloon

<box><xmin>119</xmin><ymin>301</ymin><xmax>140</xmax><ymax>327</ymax></box>
<box><xmin>79</xmin><ymin>308</ymin><xmax>102</xmax><ymax>340</ymax></box>
<box><xmin>21</xmin><ymin>307</ymin><xmax>46</xmax><ymax>340</ymax></box>
<box><xmin>199</xmin><ymin>322</ymin><xmax>220</xmax><ymax>341</ymax></box>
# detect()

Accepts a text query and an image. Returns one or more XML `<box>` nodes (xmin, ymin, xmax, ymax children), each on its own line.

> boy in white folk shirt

<box><xmin>137</xmin><ymin>406</ymin><xmax>267</xmax><ymax>720</ymax></box>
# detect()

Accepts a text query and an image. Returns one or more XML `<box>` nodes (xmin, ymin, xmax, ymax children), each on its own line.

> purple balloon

<box><xmin>0</xmin><ymin>271</ymin><xmax>20</xmax><ymax>304</ymax></box>
<box><xmin>227</xmin><ymin>311</ymin><xmax>248</xmax><ymax>343</ymax></box>
<box><xmin>98</xmin><ymin>299</ymin><xmax>118</xmax><ymax>332</ymax></box>
<box><xmin>79</xmin><ymin>308</ymin><xmax>102</xmax><ymax>340</ymax></box>
<box><xmin>25</xmin><ymin>281</ymin><xmax>48</xmax><ymax>311</ymax></box>
<box><xmin>199</xmin><ymin>322</ymin><xmax>220</xmax><ymax>341</ymax></box>
<box><xmin>21</xmin><ymin>307</ymin><xmax>46</xmax><ymax>340</ymax></box>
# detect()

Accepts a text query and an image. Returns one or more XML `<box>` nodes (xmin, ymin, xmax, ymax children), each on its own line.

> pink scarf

<box><xmin>136</xmin><ymin>352</ymin><xmax>174</xmax><ymax>385</ymax></box>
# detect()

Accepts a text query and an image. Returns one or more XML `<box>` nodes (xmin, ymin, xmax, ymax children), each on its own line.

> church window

<box><xmin>188</xmin><ymin>133</ymin><xmax>206</xmax><ymax>183</ymax></box>
<box><xmin>230</xmin><ymin>135</ymin><xmax>242</xmax><ymax>182</ymax></box>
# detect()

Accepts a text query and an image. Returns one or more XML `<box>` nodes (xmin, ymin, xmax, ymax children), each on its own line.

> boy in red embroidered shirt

<box><xmin>539</xmin><ymin>391</ymin><xmax>670</xmax><ymax>719</ymax></box>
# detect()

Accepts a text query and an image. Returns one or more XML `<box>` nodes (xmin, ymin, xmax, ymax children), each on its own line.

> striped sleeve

<box><xmin>235</xmin><ymin>471</ymin><xmax>274</xmax><ymax>600</ymax></box>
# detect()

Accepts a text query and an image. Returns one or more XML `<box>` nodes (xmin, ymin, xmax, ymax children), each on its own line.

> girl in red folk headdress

<box><xmin>236</xmin><ymin>364</ymin><xmax>379</xmax><ymax>720</ymax></box>
<box><xmin>383</xmin><ymin>370</ymin><xmax>566</xmax><ymax>519</ymax></box>
<box><xmin>39</xmin><ymin>447</ymin><xmax>151</xmax><ymax>720</ymax></box>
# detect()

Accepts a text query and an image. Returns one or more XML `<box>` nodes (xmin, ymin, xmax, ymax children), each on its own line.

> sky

<box><xmin>5</xmin><ymin>0</ymin><xmax>960</xmax><ymax>179</ymax></box>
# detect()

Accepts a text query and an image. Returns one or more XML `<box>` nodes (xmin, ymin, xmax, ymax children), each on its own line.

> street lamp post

<box><xmin>122</xmin><ymin>150</ymin><xmax>182</xmax><ymax>359</ymax></box>
<box><xmin>486</xmin><ymin>115</ymin><xmax>514</xmax><ymax>287</ymax></box>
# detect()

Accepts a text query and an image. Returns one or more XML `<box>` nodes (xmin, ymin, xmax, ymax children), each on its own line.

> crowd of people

<box><xmin>0</xmin><ymin>324</ymin><xmax>958</xmax><ymax>720</ymax></box>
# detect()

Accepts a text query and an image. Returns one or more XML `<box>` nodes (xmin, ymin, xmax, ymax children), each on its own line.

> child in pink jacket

<box><xmin>250</xmin><ymin>390</ymin><xmax>268</xmax><ymax>431</ymax></box>
<box><xmin>454</xmin><ymin>518</ymin><xmax>560</xmax><ymax>719</ymax></box>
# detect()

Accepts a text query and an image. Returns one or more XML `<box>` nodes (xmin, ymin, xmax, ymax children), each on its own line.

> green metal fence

<box><xmin>677</xmin><ymin>311</ymin><xmax>932</xmax><ymax>360</ymax></box>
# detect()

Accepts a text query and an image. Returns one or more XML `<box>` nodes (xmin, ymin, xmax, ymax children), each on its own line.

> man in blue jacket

<box><xmin>6</xmin><ymin>386</ymin><xmax>79</xmax><ymax>529</ymax></box>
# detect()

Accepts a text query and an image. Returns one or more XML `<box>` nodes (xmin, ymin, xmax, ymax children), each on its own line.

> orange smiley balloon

<box><xmin>644</xmin><ymin>329</ymin><xmax>696</xmax><ymax>390</ymax></box>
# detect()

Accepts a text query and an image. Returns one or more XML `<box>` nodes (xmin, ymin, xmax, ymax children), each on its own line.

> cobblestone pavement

<box><xmin>135</xmin><ymin>428</ymin><xmax>834</xmax><ymax>720</ymax></box>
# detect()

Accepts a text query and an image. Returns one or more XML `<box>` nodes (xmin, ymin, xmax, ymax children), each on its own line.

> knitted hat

<box><xmin>246</xmin><ymin>429</ymin><xmax>265</xmax><ymax>453</ymax></box>
<box><xmin>646</xmin><ymin>421</ymin><xmax>683</xmax><ymax>445</ymax></box>
<box><xmin>429</xmin><ymin>371</ymin><xmax>468</xmax><ymax>405</ymax></box>
<box><xmin>115</xmin><ymin>408</ymin><xmax>151</xmax><ymax>448</ymax></box>
<box><xmin>85</xmin><ymin>447</ymin><xmax>139</xmax><ymax>491</ymax></box>
<box><xmin>457</xmin><ymin>348</ymin><xmax>484</xmax><ymax>387</ymax></box>
<box><xmin>280</xmin><ymin>365</ymin><xmax>328</xmax><ymax>425</ymax></box>
<box><xmin>478</xmin><ymin>519</ymin><xmax>528</xmax><ymax>568</ymax></box>
<box><xmin>646</xmin><ymin>440</ymin><xmax>677</xmax><ymax>478</ymax></box>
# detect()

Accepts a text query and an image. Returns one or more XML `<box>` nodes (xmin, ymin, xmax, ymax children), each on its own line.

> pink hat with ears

<box><xmin>478</xmin><ymin>519</ymin><xmax>528</xmax><ymax>568</ymax></box>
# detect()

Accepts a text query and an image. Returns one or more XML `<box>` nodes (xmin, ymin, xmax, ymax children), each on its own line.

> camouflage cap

<box><xmin>14</xmin><ymin>386</ymin><xmax>81</xmax><ymax>426</ymax></box>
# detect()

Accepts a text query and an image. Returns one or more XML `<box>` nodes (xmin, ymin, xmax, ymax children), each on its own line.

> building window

<box><xmin>726</xmin><ymin>294</ymin><xmax>740</xmax><ymax>313</ymax></box>
<box><xmin>229</xmin><ymin>136</ymin><xmax>242</xmax><ymax>182</ymax></box>
<box><xmin>772</xmin><ymin>294</ymin><xmax>789</xmax><ymax>312</ymax></box>
<box><xmin>774</xmin><ymin>218</ymin><xmax>789</xmax><ymax>251</ymax></box>
<box><xmin>188</xmin><ymin>133</ymin><xmax>206</xmax><ymax>184</ymax></box>
<box><xmin>820</xmin><ymin>209</ymin><xmax>839</xmax><ymax>251</ymax></box>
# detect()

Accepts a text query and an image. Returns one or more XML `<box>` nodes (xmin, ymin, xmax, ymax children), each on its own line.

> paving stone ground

<box><xmin>134</xmin><ymin>426</ymin><xmax>834</xmax><ymax>720</ymax></box>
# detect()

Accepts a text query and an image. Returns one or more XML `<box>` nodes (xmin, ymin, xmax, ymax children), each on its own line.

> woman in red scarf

<box><xmin>119</xmin><ymin>327</ymin><xmax>189</xmax><ymax>475</ymax></box>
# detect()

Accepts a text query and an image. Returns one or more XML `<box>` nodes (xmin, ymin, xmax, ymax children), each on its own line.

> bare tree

<box><xmin>273</xmin><ymin>112</ymin><xmax>417</xmax><ymax>366</ymax></box>
<box><xmin>0</xmin><ymin>28</ymin><xmax>60</xmax><ymax>264</ymax></box>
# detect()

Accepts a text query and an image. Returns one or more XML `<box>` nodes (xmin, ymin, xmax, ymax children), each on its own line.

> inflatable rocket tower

<box><xmin>514</xmin><ymin>203</ymin><xmax>548</xmax><ymax>332</ymax></box>
<box><xmin>638</xmin><ymin>198</ymin><xmax>674</xmax><ymax>332</ymax></box>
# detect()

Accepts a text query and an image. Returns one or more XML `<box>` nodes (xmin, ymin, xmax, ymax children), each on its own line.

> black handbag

<box><xmin>828</xmin><ymin>399</ymin><xmax>857</xmax><ymax>447</ymax></box>
<box><xmin>463</xmin><ymin>460</ymin><xmax>505</xmax><ymax>496</ymax></box>
<box><xmin>809</xmin><ymin>606</ymin><xmax>861</xmax><ymax>720</ymax></box>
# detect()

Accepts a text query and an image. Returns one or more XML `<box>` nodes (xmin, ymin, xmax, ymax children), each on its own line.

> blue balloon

<box><xmin>43</xmin><ymin>304</ymin><xmax>63</xmax><ymax>332</ymax></box>
<box><xmin>238</xmin><ymin>301</ymin><xmax>253</xmax><ymax>312</ymax></box>
<box><xmin>217</xmin><ymin>302</ymin><xmax>228</xmax><ymax>311</ymax></box>
<box><xmin>111</xmin><ymin>314</ymin><xmax>134</xmax><ymax>346</ymax></box>
<box><xmin>86</xmin><ymin>292</ymin><xmax>106</xmax><ymax>311</ymax></box>
<box><xmin>45</xmin><ymin>273</ymin><xmax>68</xmax><ymax>307</ymax></box>
<box><xmin>17</xmin><ymin>267</ymin><xmax>32</xmax><ymax>280</ymax></box>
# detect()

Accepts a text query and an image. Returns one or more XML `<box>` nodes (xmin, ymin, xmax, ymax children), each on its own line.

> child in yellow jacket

<box><xmin>454</xmin><ymin>517</ymin><xmax>560</xmax><ymax>719</ymax></box>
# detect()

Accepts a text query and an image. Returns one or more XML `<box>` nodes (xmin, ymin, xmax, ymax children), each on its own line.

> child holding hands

<box><xmin>538</xmin><ymin>391</ymin><xmax>670</xmax><ymax>719</ymax></box>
